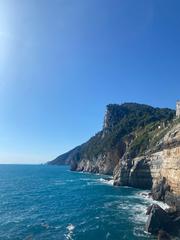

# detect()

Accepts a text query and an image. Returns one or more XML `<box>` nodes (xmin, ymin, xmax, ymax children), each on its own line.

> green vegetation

<box><xmin>80</xmin><ymin>103</ymin><xmax>175</xmax><ymax>158</ymax></box>
<box><xmin>49</xmin><ymin>103</ymin><xmax>176</xmax><ymax>164</ymax></box>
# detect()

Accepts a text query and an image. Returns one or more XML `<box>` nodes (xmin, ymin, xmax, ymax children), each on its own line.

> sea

<box><xmin>0</xmin><ymin>165</ymin><xmax>169</xmax><ymax>240</ymax></box>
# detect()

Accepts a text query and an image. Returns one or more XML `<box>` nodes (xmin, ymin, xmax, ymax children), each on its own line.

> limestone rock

<box><xmin>49</xmin><ymin>103</ymin><xmax>180</xmax><ymax>213</ymax></box>
<box><xmin>152</xmin><ymin>177</ymin><xmax>170</xmax><ymax>201</ymax></box>
<box><xmin>145</xmin><ymin>204</ymin><xmax>172</xmax><ymax>234</ymax></box>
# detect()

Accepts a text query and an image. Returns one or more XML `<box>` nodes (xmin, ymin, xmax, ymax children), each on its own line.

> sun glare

<box><xmin>0</xmin><ymin>2</ymin><xmax>14</xmax><ymax>68</ymax></box>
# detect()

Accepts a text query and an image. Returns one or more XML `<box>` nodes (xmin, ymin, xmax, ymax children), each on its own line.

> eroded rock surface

<box><xmin>49</xmin><ymin>103</ymin><xmax>180</xmax><ymax>212</ymax></box>
<box><xmin>145</xmin><ymin>204</ymin><xmax>172</xmax><ymax>234</ymax></box>
<box><xmin>113</xmin><ymin>122</ymin><xmax>180</xmax><ymax>211</ymax></box>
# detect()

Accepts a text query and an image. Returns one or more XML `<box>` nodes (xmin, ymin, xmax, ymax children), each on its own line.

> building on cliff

<box><xmin>176</xmin><ymin>100</ymin><xmax>180</xmax><ymax>118</ymax></box>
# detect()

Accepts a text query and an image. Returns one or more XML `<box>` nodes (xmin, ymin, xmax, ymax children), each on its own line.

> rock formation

<box><xmin>145</xmin><ymin>204</ymin><xmax>172</xmax><ymax>234</ymax></box>
<box><xmin>146</xmin><ymin>204</ymin><xmax>180</xmax><ymax>238</ymax></box>
<box><xmin>48</xmin><ymin>103</ymin><xmax>180</xmax><ymax>213</ymax></box>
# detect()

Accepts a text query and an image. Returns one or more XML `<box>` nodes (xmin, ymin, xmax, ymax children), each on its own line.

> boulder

<box><xmin>165</xmin><ymin>206</ymin><xmax>177</xmax><ymax>215</ymax></box>
<box><xmin>145</xmin><ymin>204</ymin><xmax>172</xmax><ymax>234</ymax></box>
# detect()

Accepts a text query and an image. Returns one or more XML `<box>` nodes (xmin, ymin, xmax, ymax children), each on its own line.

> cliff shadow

<box><xmin>129</xmin><ymin>159</ymin><xmax>153</xmax><ymax>190</ymax></box>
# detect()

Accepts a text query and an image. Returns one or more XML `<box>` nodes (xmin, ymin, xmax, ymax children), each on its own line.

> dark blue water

<box><xmin>0</xmin><ymin>165</ymin><xmax>157</xmax><ymax>240</ymax></box>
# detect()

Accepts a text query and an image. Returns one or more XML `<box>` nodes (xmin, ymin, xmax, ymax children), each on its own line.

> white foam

<box><xmin>133</xmin><ymin>226</ymin><xmax>148</xmax><ymax>238</ymax></box>
<box><xmin>152</xmin><ymin>200</ymin><xmax>170</xmax><ymax>210</ymax></box>
<box><xmin>126</xmin><ymin>190</ymin><xmax>171</xmax><ymax>229</ymax></box>
<box><xmin>137</xmin><ymin>191</ymin><xmax>170</xmax><ymax>210</ymax></box>
<box><xmin>129</xmin><ymin>204</ymin><xmax>149</xmax><ymax>223</ymax></box>
<box><xmin>54</xmin><ymin>180</ymin><xmax>66</xmax><ymax>186</ymax></box>
<box><xmin>67</xmin><ymin>224</ymin><xmax>75</xmax><ymax>232</ymax></box>
<box><xmin>99</xmin><ymin>178</ymin><xmax>114</xmax><ymax>185</ymax></box>
<box><xmin>64</xmin><ymin>224</ymin><xmax>75</xmax><ymax>240</ymax></box>
<box><xmin>79</xmin><ymin>178</ymin><xmax>93</xmax><ymax>181</ymax></box>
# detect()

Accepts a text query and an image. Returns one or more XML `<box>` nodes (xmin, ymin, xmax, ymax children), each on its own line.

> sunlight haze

<box><xmin>0</xmin><ymin>0</ymin><xmax>180</xmax><ymax>164</ymax></box>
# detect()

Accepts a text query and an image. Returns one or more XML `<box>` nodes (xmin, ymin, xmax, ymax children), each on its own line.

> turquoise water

<box><xmin>0</xmin><ymin>165</ymin><xmax>156</xmax><ymax>240</ymax></box>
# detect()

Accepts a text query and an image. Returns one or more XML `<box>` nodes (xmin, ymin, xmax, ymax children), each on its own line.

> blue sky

<box><xmin>0</xmin><ymin>0</ymin><xmax>180</xmax><ymax>163</ymax></box>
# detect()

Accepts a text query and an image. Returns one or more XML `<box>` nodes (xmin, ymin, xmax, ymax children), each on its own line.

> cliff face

<box><xmin>74</xmin><ymin>146</ymin><xmax>125</xmax><ymax>175</ymax></box>
<box><xmin>113</xmin><ymin>122</ymin><xmax>180</xmax><ymax>211</ymax></box>
<box><xmin>151</xmin><ymin>123</ymin><xmax>180</xmax><ymax>211</ymax></box>
<box><xmin>48</xmin><ymin>103</ymin><xmax>180</xmax><ymax>210</ymax></box>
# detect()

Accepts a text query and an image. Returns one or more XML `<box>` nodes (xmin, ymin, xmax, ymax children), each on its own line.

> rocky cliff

<box><xmin>113</xmin><ymin>121</ymin><xmax>180</xmax><ymax>211</ymax></box>
<box><xmin>48</xmin><ymin>103</ymin><xmax>180</xmax><ymax>211</ymax></box>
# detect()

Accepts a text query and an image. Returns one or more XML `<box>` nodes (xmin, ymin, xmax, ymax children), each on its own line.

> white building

<box><xmin>176</xmin><ymin>100</ymin><xmax>180</xmax><ymax>118</ymax></box>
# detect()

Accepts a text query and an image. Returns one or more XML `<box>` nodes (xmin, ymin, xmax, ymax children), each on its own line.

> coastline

<box><xmin>70</xmin><ymin>169</ymin><xmax>180</xmax><ymax>239</ymax></box>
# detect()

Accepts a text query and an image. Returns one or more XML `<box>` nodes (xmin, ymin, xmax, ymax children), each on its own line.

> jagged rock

<box><xmin>152</xmin><ymin>177</ymin><xmax>170</xmax><ymax>201</ymax></box>
<box><xmin>165</xmin><ymin>206</ymin><xmax>177</xmax><ymax>215</ymax></box>
<box><xmin>146</xmin><ymin>204</ymin><xmax>153</xmax><ymax>215</ymax></box>
<box><xmin>146</xmin><ymin>204</ymin><xmax>180</xmax><ymax>238</ymax></box>
<box><xmin>145</xmin><ymin>204</ymin><xmax>172</xmax><ymax>234</ymax></box>
<box><xmin>165</xmin><ymin>192</ymin><xmax>180</xmax><ymax>213</ymax></box>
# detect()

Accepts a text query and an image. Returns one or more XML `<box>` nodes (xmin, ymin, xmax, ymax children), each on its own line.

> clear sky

<box><xmin>0</xmin><ymin>0</ymin><xmax>180</xmax><ymax>164</ymax></box>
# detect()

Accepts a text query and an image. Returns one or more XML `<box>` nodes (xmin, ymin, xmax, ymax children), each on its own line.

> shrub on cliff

<box><xmin>49</xmin><ymin>103</ymin><xmax>175</xmax><ymax>164</ymax></box>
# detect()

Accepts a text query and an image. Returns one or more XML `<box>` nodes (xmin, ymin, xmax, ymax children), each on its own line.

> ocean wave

<box><xmin>66</xmin><ymin>180</ymin><xmax>75</xmax><ymax>183</ymax></box>
<box><xmin>104</xmin><ymin>200</ymin><xmax>122</xmax><ymax>208</ymax></box>
<box><xmin>53</xmin><ymin>180</ymin><xmax>66</xmax><ymax>186</ymax></box>
<box><xmin>79</xmin><ymin>178</ymin><xmax>94</xmax><ymax>181</ymax></box>
<box><xmin>126</xmin><ymin>190</ymin><xmax>171</xmax><ymax>234</ymax></box>
<box><xmin>84</xmin><ymin>177</ymin><xmax>114</xmax><ymax>186</ymax></box>
<box><xmin>129</xmin><ymin>204</ymin><xmax>149</xmax><ymax>223</ymax></box>
<box><xmin>136</xmin><ymin>191</ymin><xmax>170</xmax><ymax>210</ymax></box>
<box><xmin>133</xmin><ymin>226</ymin><xmax>150</xmax><ymax>238</ymax></box>
<box><xmin>99</xmin><ymin>178</ymin><xmax>114</xmax><ymax>185</ymax></box>
<box><xmin>64</xmin><ymin>224</ymin><xmax>75</xmax><ymax>240</ymax></box>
